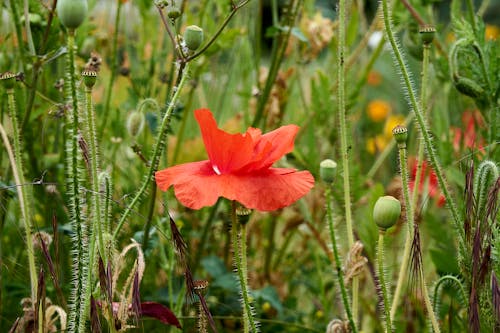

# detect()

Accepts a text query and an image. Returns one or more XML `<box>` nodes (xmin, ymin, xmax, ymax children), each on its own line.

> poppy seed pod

<box><xmin>419</xmin><ymin>25</ymin><xmax>436</xmax><ymax>45</ymax></box>
<box><xmin>320</xmin><ymin>159</ymin><xmax>337</xmax><ymax>184</ymax></box>
<box><xmin>167</xmin><ymin>4</ymin><xmax>181</xmax><ymax>20</ymax></box>
<box><xmin>373</xmin><ymin>196</ymin><xmax>401</xmax><ymax>231</ymax></box>
<box><xmin>81</xmin><ymin>70</ymin><xmax>97</xmax><ymax>89</ymax></box>
<box><xmin>392</xmin><ymin>125</ymin><xmax>408</xmax><ymax>148</ymax></box>
<box><xmin>126</xmin><ymin>111</ymin><xmax>145</xmax><ymax>138</ymax></box>
<box><xmin>57</xmin><ymin>0</ymin><xmax>88</xmax><ymax>30</ymax></box>
<box><xmin>0</xmin><ymin>71</ymin><xmax>16</xmax><ymax>89</ymax></box>
<box><xmin>184</xmin><ymin>25</ymin><xmax>204</xmax><ymax>51</ymax></box>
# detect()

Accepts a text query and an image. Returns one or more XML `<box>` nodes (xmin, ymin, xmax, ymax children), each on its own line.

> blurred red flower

<box><xmin>409</xmin><ymin>159</ymin><xmax>445</xmax><ymax>207</ymax></box>
<box><xmin>155</xmin><ymin>109</ymin><xmax>314</xmax><ymax>211</ymax></box>
<box><xmin>452</xmin><ymin>109</ymin><xmax>485</xmax><ymax>155</ymax></box>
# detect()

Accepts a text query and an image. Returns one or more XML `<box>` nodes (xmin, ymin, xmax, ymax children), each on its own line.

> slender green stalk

<box><xmin>390</xmin><ymin>139</ymin><xmax>413</xmax><ymax>321</ymax></box>
<box><xmin>377</xmin><ymin>231</ymin><xmax>392</xmax><ymax>333</ymax></box>
<box><xmin>419</xmin><ymin>268</ymin><xmax>441</xmax><ymax>333</ymax></box>
<box><xmin>112</xmin><ymin>62</ymin><xmax>192</xmax><ymax>240</ymax></box>
<box><xmin>336</xmin><ymin>0</ymin><xmax>358</xmax><ymax>321</ymax></box>
<box><xmin>231</xmin><ymin>202</ymin><xmax>258</xmax><ymax>333</ymax></box>
<box><xmin>325</xmin><ymin>186</ymin><xmax>357</xmax><ymax>332</ymax></box>
<box><xmin>99</xmin><ymin>0</ymin><xmax>122</xmax><ymax>138</ymax></box>
<box><xmin>2</xmin><ymin>87</ymin><xmax>37</xmax><ymax>305</ymax></box>
<box><xmin>65</xmin><ymin>29</ymin><xmax>88</xmax><ymax>333</ymax></box>
<box><xmin>380</xmin><ymin>0</ymin><xmax>463</xmax><ymax>247</ymax></box>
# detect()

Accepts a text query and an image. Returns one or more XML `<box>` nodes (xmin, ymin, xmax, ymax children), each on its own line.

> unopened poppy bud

<box><xmin>57</xmin><ymin>0</ymin><xmax>88</xmax><ymax>30</ymax></box>
<box><xmin>236</xmin><ymin>206</ymin><xmax>252</xmax><ymax>225</ymax></box>
<box><xmin>0</xmin><ymin>71</ymin><xmax>16</xmax><ymax>89</ymax></box>
<box><xmin>419</xmin><ymin>25</ymin><xmax>436</xmax><ymax>45</ymax></box>
<box><xmin>373</xmin><ymin>196</ymin><xmax>401</xmax><ymax>231</ymax></box>
<box><xmin>392</xmin><ymin>125</ymin><xmax>408</xmax><ymax>148</ymax></box>
<box><xmin>320</xmin><ymin>159</ymin><xmax>337</xmax><ymax>184</ymax></box>
<box><xmin>81</xmin><ymin>70</ymin><xmax>97</xmax><ymax>88</ymax></box>
<box><xmin>127</xmin><ymin>111</ymin><xmax>145</xmax><ymax>138</ymax></box>
<box><xmin>184</xmin><ymin>25</ymin><xmax>204</xmax><ymax>51</ymax></box>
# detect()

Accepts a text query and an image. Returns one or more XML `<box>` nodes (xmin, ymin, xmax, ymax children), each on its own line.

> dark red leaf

<box><xmin>139</xmin><ymin>301</ymin><xmax>181</xmax><ymax>329</ymax></box>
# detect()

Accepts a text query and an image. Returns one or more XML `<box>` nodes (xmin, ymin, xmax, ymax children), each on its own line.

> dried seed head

<box><xmin>81</xmin><ymin>70</ymin><xmax>97</xmax><ymax>88</ymax></box>
<box><xmin>0</xmin><ymin>71</ymin><xmax>16</xmax><ymax>89</ymax></box>
<box><xmin>392</xmin><ymin>125</ymin><xmax>408</xmax><ymax>148</ymax></box>
<box><xmin>32</xmin><ymin>231</ymin><xmax>53</xmax><ymax>250</ymax></box>
<box><xmin>373</xmin><ymin>196</ymin><xmax>401</xmax><ymax>231</ymax></box>
<box><xmin>193</xmin><ymin>280</ymin><xmax>209</xmax><ymax>292</ymax></box>
<box><xmin>183</xmin><ymin>25</ymin><xmax>204</xmax><ymax>51</ymax></box>
<box><xmin>344</xmin><ymin>241</ymin><xmax>368</xmax><ymax>285</ymax></box>
<box><xmin>320</xmin><ymin>159</ymin><xmax>337</xmax><ymax>184</ymax></box>
<box><xmin>419</xmin><ymin>24</ymin><xmax>436</xmax><ymax>45</ymax></box>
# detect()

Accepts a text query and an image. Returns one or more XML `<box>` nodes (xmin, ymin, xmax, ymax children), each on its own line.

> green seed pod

<box><xmin>236</xmin><ymin>206</ymin><xmax>252</xmax><ymax>225</ymax></box>
<box><xmin>0</xmin><ymin>71</ymin><xmax>16</xmax><ymax>89</ymax></box>
<box><xmin>57</xmin><ymin>0</ymin><xmax>88</xmax><ymax>30</ymax></box>
<box><xmin>81</xmin><ymin>70</ymin><xmax>97</xmax><ymax>89</ymax></box>
<box><xmin>167</xmin><ymin>4</ymin><xmax>181</xmax><ymax>20</ymax></box>
<box><xmin>183</xmin><ymin>25</ymin><xmax>204</xmax><ymax>51</ymax></box>
<box><xmin>320</xmin><ymin>159</ymin><xmax>337</xmax><ymax>184</ymax></box>
<box><xmin>126</xmin><ymin>111</ymin><xmax>145</xmax><ymax>138</ymax></box>
<box><xmin>392</xmin><ymin>125</ymin><xmax>408</xmax><ymax>148</ymax></box>
<box><xmin>373</xmin><ymin>196</ymin><xmax>401</xmax><ymax>231</ymax></box>
<box><xmin>419</xmin><ymin>25</ymin><xmax>436</xmax><ymax>45</ymax></box>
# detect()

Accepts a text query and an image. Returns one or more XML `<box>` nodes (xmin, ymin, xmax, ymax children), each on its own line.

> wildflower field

<box><xmin>0</xmin><ymin>0</ymin><xmax>499</xmax><ymax>332</ymax></box>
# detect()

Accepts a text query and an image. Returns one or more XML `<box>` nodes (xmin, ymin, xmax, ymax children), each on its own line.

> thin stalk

<box><xmin>65</xmin><ymin>29</ymin><xmax>88</xmax><ymax>333</ymax></box>
<box><xmin>377</xmin><ymin>231</ymin><xmax>392</xmax><ymax>333</ymax></box>
<box><xmin>390</xmin><ymin>141</ymin><xmax>413</xmax><ymax>321</ymax></box>
<box><xmin>112</xmin><ymin>62</ymin><xmax>192</xmax><ymax>240</ymax></box>
<box><xmin>337</xmin><ymin>0</ymin><xmax>358</xmax><ymax>322</ymax></box>
<box><xmin>23</xmin><ymin>0</ymin><xmax>35</xmax><ymax>55</ymax></box>
<box><xmin>3</xmin><ymin>89</ymin><xmax>38</xmax><ymax>305</ymax></box>
<box><xmin>8</xmin><ymin>0</ymin><xmax>27</xmax><ymax>70</ymax></box>
<box><xmin>325</xmin><ymin>186</ymin><xmax>357</xmax><ymax>332</ymax></box>
<box><xmin>99</xmin><ymin>0</ymin><xmax>122</xmax><ymax>138</ymax></box>
<box><xmin>231</xmin><ymin>202</ymin><xmax>258</xmax><ymax>333</ymax></box>
<box><xmin>380</xmin><ymin>0</ymin><xmax>463</xmax><ymax>246</ymax></box>
<box><xmin>419</xmin><ymin>266</ymin><xmax>441</xmax><ymax>333</ymax></box>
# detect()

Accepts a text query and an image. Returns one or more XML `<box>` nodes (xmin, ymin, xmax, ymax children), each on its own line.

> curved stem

<box><xmin>231</xmin><ymin>202</ymin><xmax>259</xmax><ymax>333</ymax></box>
<box><xmin>325</xmin><ymin>186</ymin><xmax>358</xmax><ymax>332</ymax></box>
<box><xmin>112</xmin><ymin>62</ymin><xmax>192</xmax><ymax>240</ymax></box>
<box><xmin>380</xmin><ymin>0</ymin><xmax>463</xmax><ymax>249</ymax></box>
<box><xmin>377</xmin><ymin>231</ymin><xmax>392</xmax><ymax>333</ymax></box>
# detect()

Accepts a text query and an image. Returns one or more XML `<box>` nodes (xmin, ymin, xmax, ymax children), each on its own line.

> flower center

<box><xmin>212</xmin><ymin>164</ymin><xmax>222</xmax><ymax>175</ymax></box>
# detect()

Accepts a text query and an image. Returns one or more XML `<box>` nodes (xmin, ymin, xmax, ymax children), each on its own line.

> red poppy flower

<box><xmin>155</xmin><ymin>109</ymin><xmax>314</xmax><ymax>211</ymax></box>
<box><xmin>409</xmin><ymin>159</ymin><xmax>445</xmax><ymax>207</ymax></box>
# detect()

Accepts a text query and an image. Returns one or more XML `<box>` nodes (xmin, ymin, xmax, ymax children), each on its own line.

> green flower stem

<box><xmin>4</xmin><ymin>90</ymin><xmax>37</xmax><ymax>305</ymax></box>
<box><xmin>419</xmin><ymin>267</ymin><xmax>441</xmax><ymax>333</ymax></box>
<box><xmin>337</xmin><ymin>0</ymin><xmax>358</xmax><ymax>322</ymax></box>
<box><xmin>380</xmin><ymin>0</ymin><xmax>463</xmax><ymax>246</ymax></box>
<box><xmin>411</xmin><ymin>42</ymin><xmax>431</xmax><ymax>211</ymax></box>
<box><xmin>390</xmin><ymin>142</ymin><xmax>413</xmax><ymax>321</ymax></box>
<box><xmin>99</xmin><ymin>0</ymin><xmax>122</xmax><ymax>138</ymax></box>
<box><xmin>231</xmin><ymin>202</ymin><xmax>258</xmax><ymax>333</ymax></box>
<box><xmin>65</xmin><ymin>29</ymin><xmax>88</xmax><ymax>333</ymax></box>
<box><xmin>112</xmin><ymin>62</ymin><xmax>192</xmax><ymax>240</ymax></box>
<box><xmin>377</xmin><ymin>230</ymin><xmax>392</xmax><ymax>333</ymax></box>
<box><xmin>325</xmin><ymin>186</ymin><xmax>357</xmax><ymax>333</ymax></box>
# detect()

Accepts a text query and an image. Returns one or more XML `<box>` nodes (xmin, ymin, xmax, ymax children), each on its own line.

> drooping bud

<box><xmin>373</xmin><ymin>196</ymin><xmax>401</xmax><ymax>231</ymax></box>
<box><xmin>81</xmin><ymin>70</ymin><xmax>97</xmax><ymax>89</ymax></box>
<box><xmin>392</xmin><ymin>125</ymin><xmax>408</xmax><ymax>148</ymax></box>
<box><xmin>320</xmin><ymin>159</ymin><xmax>337</xmax><ymax>184</ymax></box>
<box><xmin>0</xmin><ymin>71</ymin><xmax>16</xmax><ymax>89</ymax></box>
<box><xmin>57</xmin><ymin>0</ymin><xmax>88</xmax><ymax>30</ymax></box>
<box><xmin>419</xmin><ymin>24</ymin><xmax>436</xmax><ymax>45</ymax></box>
<box><xmin>126</xmin><ymin>111</ymin><xmax>145</xmax><ymax>138</ymax></box>
<box><xmin>183</xmin><ymin>25</ymin><xmax>204</xmax><ymax>51</ymax></box>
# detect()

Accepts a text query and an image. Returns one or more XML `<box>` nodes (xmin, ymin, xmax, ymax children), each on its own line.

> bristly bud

<box><xmin>419</xmin><ymin>24</ymin><xmax>436</xmax><ymax>45</ymax></box>
<box><xmin>373</xmin><ymin>196</ymin><xmax>401</xmax><ymax>231</ymax></box>
<box><xmin>126</xmin><ymin>111</ymin><xmax>145</xmax><ymax>138</ymax></box>
<box><xmin>81</xmin><ymin>70</ymin><xmax>97</xmax><ymax>89</ymax></box>
<box><xmin>56</xmin><ymin>0</ymin><xmax>88</xmax><ymax>30</ymax></box>
<box><xmin>392</xmin><ymin>125</ymin><xmax>408</xmax><ymax>148</ymax></box>
<box><xmin>236</xmin><ymin>206</ymin><xmax>252</xmax><ymax>225</ymax></box>
<box><xmin>320</xmin><ymin>159</ymin><xmax>337</xmax><ymax>184</ymax></box>
<box><xmin>183</xmin><ymin>25</ymin><xmax>204</xmax><ymax>51</ymax></box>
<box><xmin>0</xmin><ymin>71</ymin><xmax>16</xmax><ymax>89</ymax></box>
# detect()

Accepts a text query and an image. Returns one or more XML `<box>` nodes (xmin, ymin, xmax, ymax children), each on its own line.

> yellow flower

<box><xmin>366</xmin><ymin>134</ymin><xmax>388</xmax><ymax>154</ymax></box>
<box><xmin>367</xmin><ymin>100</ymin><xmax>391</xmax><ymax>122</ymax></box>
<box><xmin>384</xmin><ymin>115</ymin><xmax>405</xmax><ymax>138</ymax></box>
<box><xmin>485</xmin><ymin>25</ymin><xmax>500</xmax><ymax>41</ymax></box>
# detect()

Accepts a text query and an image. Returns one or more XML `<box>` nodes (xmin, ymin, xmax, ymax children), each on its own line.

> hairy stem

<box><xmin>377</xmin><ymin>231</ymin><xmax>392</xmax><ymax>333</ymax></box>
<box><xmin>326</xmin><ymin>186</ymin><xmax>357</xmax><ymax>332</ymax></box>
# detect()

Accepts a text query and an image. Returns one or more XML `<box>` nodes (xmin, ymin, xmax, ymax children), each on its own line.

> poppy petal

<box><xmin>194</xmin><ymin>109</ymin><xmax>258</xmax><ymax>174</ymax></box>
